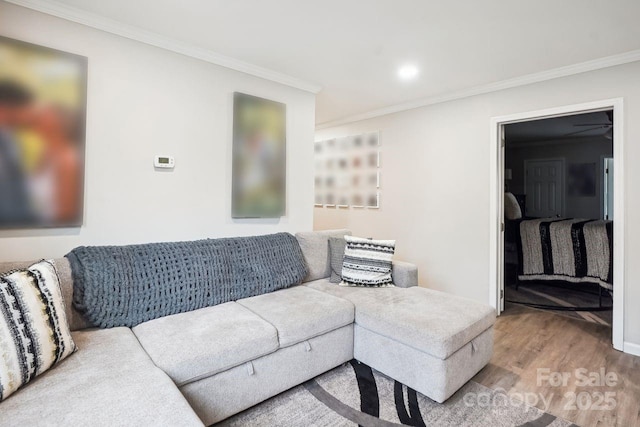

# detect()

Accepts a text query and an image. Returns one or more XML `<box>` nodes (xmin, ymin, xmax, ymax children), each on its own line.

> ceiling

<box><xmin>505</xmin><ymin>111</ymin><xmax>613</xmax><ymax>144</ymax></box>
<box><xmin>16</xmin><ymin>0</ymin><xmax>640</xmax><ymax>125</ymax></box>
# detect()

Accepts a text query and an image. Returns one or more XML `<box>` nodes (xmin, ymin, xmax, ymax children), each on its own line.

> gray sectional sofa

<box><xmin>0</xmin><ymin>229</ymin><xmax>495</xmax><ymax>426</ymax></box>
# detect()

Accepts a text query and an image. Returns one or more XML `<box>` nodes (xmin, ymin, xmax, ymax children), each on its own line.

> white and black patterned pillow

<box><xmin>340</xmin><ymin>236</ymin><xmax>395</xmax><ymax>287</ymax></box>
<box><xmin>0</xmin><ymin>260</ymin><xmax>77</xmax><ymax>401</ymax></box>
<box><xmin>504</xmin><ymin>192</ymin><xmax>522</xmax><ymax>220</ymax></box>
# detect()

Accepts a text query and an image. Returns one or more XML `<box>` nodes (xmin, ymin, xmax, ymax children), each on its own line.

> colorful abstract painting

<box><xmin>0</xmin><ymin>36</ymin><xmax>87</xmax><ymax>228</ymax></box>
<box><xmin>232</xmin><ymin>93</ymin><xmax>286</xmax><ymax>218</ymax></box>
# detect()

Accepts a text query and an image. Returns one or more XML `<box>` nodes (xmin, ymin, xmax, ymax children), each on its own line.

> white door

<box><xmin>525</xmin><ymin>159</ymin><xmax>564</xmax><ymax>218</ymax></box>
<box><xmin>604</xmin><ymin>157</ymin><xmax>614</xmax><ymax>220</ymax></box>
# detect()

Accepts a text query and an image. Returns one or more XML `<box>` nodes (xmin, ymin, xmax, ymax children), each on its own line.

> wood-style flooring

<box><xmin>473</xmin><ymin>303</ymin><xmax>640</xmax><ymax>427</ymax></box>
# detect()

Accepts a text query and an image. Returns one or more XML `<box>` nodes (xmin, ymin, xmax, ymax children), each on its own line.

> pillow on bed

<box><xmin>0</xmin><ymin>260</ymin><xmax>77</xmax><ymax>402</ymax></box>
<box><xmin>340</xmin><ymin>236</ymin><xmax>395</xmax><ymax>287</ymax></box>
<box><xmin>505</xmin><ymin>192</ymin><xmax>522</xmax><ymax>220</ymax></box>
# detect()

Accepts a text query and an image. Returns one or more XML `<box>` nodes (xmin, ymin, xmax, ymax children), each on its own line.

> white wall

<box><xmin>315</xmin><ymin>61</ymin><xmax>640</xmax><ymax>346</ymax></box>
<box><xmin>0</xmin><ymin>2</ymin><xmax>316</xmax><ymax>261</ymax></box>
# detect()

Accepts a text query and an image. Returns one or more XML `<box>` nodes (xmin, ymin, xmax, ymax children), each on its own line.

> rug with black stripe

<box><xmin>216</xmin><ymin>360</ymin><xmax>575</xmax><ymax>427</ymax></box>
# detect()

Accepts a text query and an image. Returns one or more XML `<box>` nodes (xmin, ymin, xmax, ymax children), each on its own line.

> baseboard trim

<box><xmin>623</xmin><ymin>341</ymin><xmax>640</xmax><ymax>357</ymax></box>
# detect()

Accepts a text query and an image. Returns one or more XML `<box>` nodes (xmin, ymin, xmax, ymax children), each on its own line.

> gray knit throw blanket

<box><xmin>65</xmin><ymin>232</ymin><xmax>308</xmax><ymax>328</ymax></box>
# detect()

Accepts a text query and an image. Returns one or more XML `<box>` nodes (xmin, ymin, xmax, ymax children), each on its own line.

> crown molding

<box><xmin>4</xmin><ymin>0</ymin><xmax>323</xmax><ymax>94</ymax></box>
<box><xmin>316</xmin><ymin>49</ymin><xmax>640</xmax><ymax>129</ymax></box>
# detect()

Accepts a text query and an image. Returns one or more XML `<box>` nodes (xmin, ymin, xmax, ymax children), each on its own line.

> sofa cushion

<box><xmin>132</xmin><ymin>302</ymin><xmax>279</xmax><ymax>386</ymax></box>
<box><xmin>304</xmin><ymin>277</ymin><xmax>368</xmax><ymax>299</ymax></box>
<box><xmin>237</xmin><ymin>286</ymin><xmax>354</xmax><ymax>347</ymax></box>
<box><xmin>295</xmin><ymin>229</ymin><xmax>351</xmax><ymax>281</ymax></box>
<box><xmin>0</xmin><ymin>260</ymin><xmax>77</xmax><ymax>401</ymax></box>
<box><xmin>340</xmin><ymin>235</ymin><xmax>395</xmax><ymax>287</ymax></box>
<box><xmin>328</xmin><ymin>236</ymin><xmax>347</xmax><ymax>283</ymax></box>
<box><xmin>344</xmin><ymin>286</ymin><xmax>496</xmax><ymax>359</ymax></box>
<box><xmin>0</xmin><ymin>328</ymin><xmax>202</xmax><ymax>426</ymax></box>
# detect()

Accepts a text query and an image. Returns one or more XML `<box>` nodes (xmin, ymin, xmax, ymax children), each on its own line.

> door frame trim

<box><xmin>489</xmin><ymin>98</ymin><xmax>625</xmax><ymax>351</ymax></box>
<box><xmin>523</xmin><ymin>158</ymin><xmax>566</xmax><ymax>217</ymax></box>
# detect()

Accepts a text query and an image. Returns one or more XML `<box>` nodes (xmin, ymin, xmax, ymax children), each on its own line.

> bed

<box><xmin>505</xmin><ymin>217</ymin><xmax>613</xmax><ymax>310</ymax></box>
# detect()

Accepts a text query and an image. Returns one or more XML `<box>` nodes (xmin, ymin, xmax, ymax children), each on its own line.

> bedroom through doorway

<box><xmin>502</xmin><ymin>110</ymin><xmax>614</xmax><ymax>327</ymax></box>
<box><xmin>489</xmin><ymin>99</ymin><xmax>625</xmax><ymax>351</ymax></box>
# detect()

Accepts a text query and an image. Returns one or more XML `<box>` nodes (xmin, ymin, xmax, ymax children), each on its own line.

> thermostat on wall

<box><xmin>154</xmin><ymin>155</ymin><xmax>175</xmax><ymax>169</ymax></box>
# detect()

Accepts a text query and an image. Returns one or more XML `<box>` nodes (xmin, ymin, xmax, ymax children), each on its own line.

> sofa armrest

<box><xmin>392</xmin><ymin>261</ymin><xmax>418</xmax><ymax>288</ymax></box>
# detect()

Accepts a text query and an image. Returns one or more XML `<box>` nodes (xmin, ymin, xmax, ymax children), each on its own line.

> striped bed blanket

<box><xmin>517</xmin><ymin>218</ymin><xmax>613</xmax><ymax>290</ymax></box>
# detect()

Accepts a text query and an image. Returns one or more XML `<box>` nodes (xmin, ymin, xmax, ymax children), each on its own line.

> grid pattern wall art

<box><xmin>314</xmin><ymin>132</ymin><xmax>380</xmax><ymax>209</ymax></box>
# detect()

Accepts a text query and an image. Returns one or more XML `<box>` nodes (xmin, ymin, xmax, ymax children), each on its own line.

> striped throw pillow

<box><xmin>340</xmin><ymin>236</ymin><xmax>395</xmax><ymax>287</ymax></box>
<box><xmin>0</xmin><ymin>260</ymin><xmax>77</xmax><ymax>401</ymax></box>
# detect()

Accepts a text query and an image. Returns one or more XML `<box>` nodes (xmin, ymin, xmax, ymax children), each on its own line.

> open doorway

<box><xmin>503</xmin><ymin>111</ymin><xmax>613</xmax><ymax>326</ymax></box>
<box><xmin>489</xmin><ymin>99</ymin><xmax>625</xmax><ymax>351</ymax></box>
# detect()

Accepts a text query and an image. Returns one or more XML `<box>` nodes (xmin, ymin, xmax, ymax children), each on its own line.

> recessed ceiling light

<box><xmin>398</xmin><ymin>64</ymin><xmax>419</xmax><ymax>80</ymax></box>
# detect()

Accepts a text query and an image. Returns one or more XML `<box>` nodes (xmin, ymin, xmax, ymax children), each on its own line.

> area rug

<box><xmin>217</xmin><ymin>360</ymin><xmax>576</xmax><ymax>427</ymax></box>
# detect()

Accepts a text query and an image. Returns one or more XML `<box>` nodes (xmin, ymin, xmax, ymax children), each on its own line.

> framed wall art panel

<box><xmin>231</xmin><ymin>92</ymin><xmax>286</xmax><ymax>218</ymax></box>
<box><xmin>0</xmin><ymin>36</ymin><xmax>87</xmax><ymax>228</ymax></box>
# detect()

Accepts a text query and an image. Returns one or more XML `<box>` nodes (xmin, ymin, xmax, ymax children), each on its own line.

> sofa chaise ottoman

<box><xmin>305</xmin><ymin>281</ymin><xmax>494</xmax><ymax>402</ymax></box>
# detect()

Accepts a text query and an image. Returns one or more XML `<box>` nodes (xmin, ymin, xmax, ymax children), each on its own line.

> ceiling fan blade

<box><xmin>564</xmin><ymin>126</ymin><xmax>609</xmax><ymax>137</ymax></box>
